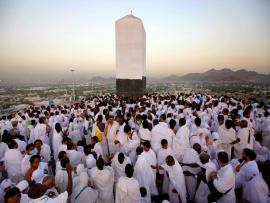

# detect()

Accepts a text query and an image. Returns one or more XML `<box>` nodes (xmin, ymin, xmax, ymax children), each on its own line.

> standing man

<box><xmin>4</xmin><ymin>140</ymin><xmax>23</xmax><ymax>183</ymax></box>
<box><xmin>161</xmin><ymin>155</ymin><xmax>187</xmax><ymax>203</ymax></box>
<box><xmin>91</xmin><ymin>157</ymin><xmax>114</xmax><ymax>203</ymax></box>
<box><xmin>172</xmin><ymin>118</ymin><xmax>190</xmax><ymax>161</ymax></box>
<box><xmin>218</xmin><ymin>120</ymin><xmax>237</xmax><ymax>159</ymax></box>
<box><xmin>34</xmin><ymin>117</ymin><xmax>50</xmax><ymax>145</ymax></box>
<box><xmin>151</xmin><ymin>114</ymin><xmax>171</xmax><ymax>153</ymax></box>
<box><xmin>104</xmin><ymin>115</ymin><xmax>119</xmax><ymax>155</ymax></box>
<box><xmin>116</xmin><ymin>164</ymin><xmax>141</xmax><ymax>203</ymax></box>
<box><xmin>208</xmin><ymin>151</ymin><xmax>235</xmax><ymax>203</ymax></box>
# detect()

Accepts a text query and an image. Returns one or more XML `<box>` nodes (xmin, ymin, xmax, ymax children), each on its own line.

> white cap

<box><xmin>212</xmin><ymin>132</ymin><xmax>219</xmax><ymax>140</ymax></box>
<box><xmin>16</xmin><ymin>180</ymin><xmax>29</xmax><ymax>192</ymax></box>
<box><xmin>86</xmin><ymin>154</ymin><xmax>96</xmax><ymax>169</ymax></box>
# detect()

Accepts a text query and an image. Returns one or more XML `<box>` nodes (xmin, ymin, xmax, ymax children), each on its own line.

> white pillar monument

<box><xmin>115</xmin><ymin>13</ymin><xmax>146</xmax><ymax>97</ymax></box>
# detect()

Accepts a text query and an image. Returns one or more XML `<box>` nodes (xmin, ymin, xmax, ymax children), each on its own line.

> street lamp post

<box><xmin>70</xmin><ymin>69</ymin><xmax>75</xmax><ymax>101</ymax></box>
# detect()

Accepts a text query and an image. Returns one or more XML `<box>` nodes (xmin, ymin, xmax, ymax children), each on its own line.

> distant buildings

<box><xmin>115</xmin><ymin>13</ymin><xmax>146</xmax><ymax>97</ymax></box>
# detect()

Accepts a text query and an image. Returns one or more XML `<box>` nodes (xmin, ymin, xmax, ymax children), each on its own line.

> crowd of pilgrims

<box><xmin>1</xmin><ymin>93</ymin><xmax>270</xmax><ymax>203</ymax></box>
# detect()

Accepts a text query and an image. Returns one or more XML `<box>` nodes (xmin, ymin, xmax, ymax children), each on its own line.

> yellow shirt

<box><xmin>95</xmin><ymin>129</ymin><xmax>103</xmax><ymax>142</ymax></box>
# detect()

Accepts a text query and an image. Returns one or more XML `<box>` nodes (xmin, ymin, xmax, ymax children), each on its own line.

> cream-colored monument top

<box><xmin>115</xmin><ymin>14</ymin><xmax>146</xmax><ymax>79</ymax></box>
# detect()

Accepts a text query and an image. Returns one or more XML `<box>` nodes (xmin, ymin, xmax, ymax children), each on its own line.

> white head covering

<box><xmin>79</xmin><ymin>172</ymin><xmax>89</xmax><ymax>187</ymax></box>
<box><xmin>190</xmin><ymin>136</ymin><xmax>201</xmax><ymax>147</ymax></box>
<box><xmin>212</xmin><ymin>132</ymin><xmax>219</xmax><ymax>140</ymax></box>
<box><xmin>0</xmin><ymin>179</ymin><xmax>13</xmax><ymax>191</ymax></box>
<box><xmin>215</xmin><ymin>148</ymin><xmax>225</xmax><ymax>155</ymax></box>
<box><xmin>62</xmin><ymin>127</ymin><xmax>68</xmax><ymax>132</ymax></box>
<box><xmin>16</xmin><ymin>180</ymin><xmax>29</xmax><ymax>192</ymax></box>
<box><xmin>68</xmin><ymin>151</ymin><xmax>82</xmax><ymax>167</ymax></box>
<box><xmin>86</xmin><ymin>154</ymin><xmax>96</xmax><ymax>169</ymax></box>
<box><xmin>76</xmin><ymin>164</ymin><xmax>85</xmax><ymax>175</ymax></box>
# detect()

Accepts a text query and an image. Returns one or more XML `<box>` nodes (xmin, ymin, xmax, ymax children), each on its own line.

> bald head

<box><xmin>199</xmin><ymin>152</ymin><xmax>210</xmax><ymax>164</ymax></box>
<box><xmin>193</xmin><ymin>143</ymin><xmax>202</xmax><ymax>154</ymax></box>
<box><xmin>42</xmin><ymin>176</ymin><xmax>55</xmax><ymax>189</ymax></box>
<box><xmin>240</xmin><ymin>120</ymin><xmax>248</xmax><ymax>128</ymax></box>
<box><xmin>165</xmin><ymin>155</ymin><xmax>175</xmax><ymax>166</ymax></box>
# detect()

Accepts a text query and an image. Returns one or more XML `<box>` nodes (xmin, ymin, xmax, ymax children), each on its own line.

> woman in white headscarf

<box><xmin>71</xmin><ymin>163</ymin><xmax>86</xmax><ymax>203</ymax></box>
<box><xmin>207</xmin><ymin>132</ymin><xmax>221</xmax><ymax>160</ymax></box>
<box><xmin>86</xmin><ymin>153</ymin><xmax>96</xmax><ymax>177</ymax></box>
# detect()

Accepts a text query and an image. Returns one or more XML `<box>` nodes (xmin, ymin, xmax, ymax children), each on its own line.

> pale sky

<box><xmin>0</xmin><ymin>0</ymin><xmax>270</xmax><ymax>81</ymax></box>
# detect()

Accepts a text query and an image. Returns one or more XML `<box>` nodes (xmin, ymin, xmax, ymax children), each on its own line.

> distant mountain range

<box><xmin>92</xmin><ymin>68</ymin><xmax>270</xmax><ymax>84</ymax></box>
<box><xmin>163</xmin><ymin>68</ymin><xmax>270</xmax><ymax>83</ymax></box>
<box><xmin>1</xmin><ymin>68</ymin><xmax>269</xmax><ymax>87</ymax></box>
<box><xmin>91</xmin><ymin>76</ymin><xmax>115</xmax><ymax>83</ymax></box>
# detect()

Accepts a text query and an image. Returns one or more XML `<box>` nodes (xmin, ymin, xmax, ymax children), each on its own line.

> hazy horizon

<box><xmin>1</xmin><ymin>0</ymin><xmax>270</xmax><ymax>81</ymax></box>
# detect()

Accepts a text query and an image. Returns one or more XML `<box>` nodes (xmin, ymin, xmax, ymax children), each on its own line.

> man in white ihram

<box><xmin>34</xmin><ymin>117</ymin><xmax>50</xmax><ymax>145</ymax></box>
<box><xmin>4</xmin><ymin>140</ymin><xmax>23</xmax><ymax>183</ymax></box>
<box><xmin>115</xmin><ymin>164</ymin><xmax>141</xmax><ymax>203</ymax></box>
<box><xmin>104</xmin><ymin>114</ymin><xmax>119</xmax><ymax>155</ymax></box>
<box><xmin>134</xmin><ymin>146</ymin><xmax>156</xmax><ymax>203</ymax></box>
<box><xmin>91</xmin><ymin>157</ymin><xmax>114</xmax><ymax>203</ymax></box>
<box><xmin>151</xmin><ymin>114</ymin><xmax>171</xmax><ymax>153</ymax></box>
<box><xmin>172</xmin><ymin>118</ymin><xmax>190</xmax><ymax>161</ymax></box>
<box><xmin>111</xmin><ymin>152</ymin><xmax>131</xmax><ymax>184</ymax></box>
<box><xmin>161</xmin><ymin>155</ymin><xmax>187</xmax><ymax>203</ymax></box>
<box><xmin>208</xmin><ymin>151</ymin><xmax>235</xmax><ymax>203</ymax></box>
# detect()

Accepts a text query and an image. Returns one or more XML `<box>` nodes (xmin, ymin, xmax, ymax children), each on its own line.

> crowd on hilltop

<box><xmin>0</xmin><ymin>93</ymin><xmax>270</xmax><ymax>203</ymax></box>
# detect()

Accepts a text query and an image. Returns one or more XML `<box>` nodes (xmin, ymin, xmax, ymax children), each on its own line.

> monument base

<box><xmin>116</xmin><ymin>76</ymin><xmax>146</xmax><ymax>97</ymax></box>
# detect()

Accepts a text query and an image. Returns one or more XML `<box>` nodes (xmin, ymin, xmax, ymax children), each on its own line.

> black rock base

<box><xmin>116</xmin><ymin>77</ymin><xmax>146</xmax><ymax>97</ymax></box>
